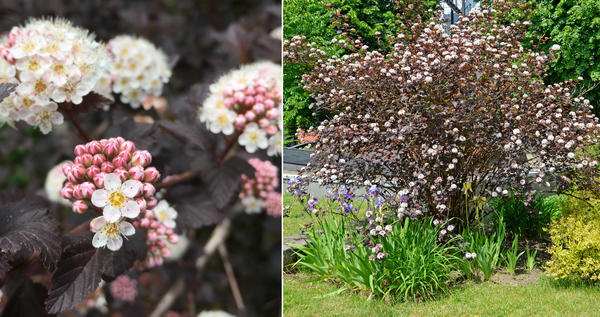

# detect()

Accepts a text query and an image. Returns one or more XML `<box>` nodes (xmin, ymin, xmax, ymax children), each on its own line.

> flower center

<box><xmin>217</xmin><ymin>114</ymin><xmax>229</xmax><ymax>125</ymax></box>
<box><xmin>108</xmin><ymin>191</ymin><xmax>126</xmax><ymax>207</ymax></box>
<box><xmin>157</xmin><ymin>209</ymin><xmax>168</xmax><ymax>222</ymax></box>
<box><xmin>248</xmin><ymin>131</ymin><xmax>259</xmax><ymax>142</ymax></box>
<box><xmin>35</xmin><ymin>80</ymin><xmax>47</xmax><ymax>93</ymax></box>
<box><xmin>104</xmin><ymin>222</ymin><xmax>119</xmax><ymax>235</ymax></box>
<box><xmin>28</xmin><ymin>60</ymin><xmax>40</xmax><ymax>72</ymax></box>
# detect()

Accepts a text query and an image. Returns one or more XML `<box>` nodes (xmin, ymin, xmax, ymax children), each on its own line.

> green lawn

<box><xmin>284</xmin><ymin>273</ymin><xmax>600</xmax><ymax>317</ymax></box>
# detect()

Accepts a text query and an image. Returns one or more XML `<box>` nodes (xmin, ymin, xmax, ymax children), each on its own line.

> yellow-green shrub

<box><xmin>545</xmin><ymin>192</ymin><xmax>600</xmax><ymax>281</ymax></box>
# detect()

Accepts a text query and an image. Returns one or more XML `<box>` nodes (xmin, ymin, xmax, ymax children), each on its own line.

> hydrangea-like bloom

<box><xmin>0</xmin><ymin>18</ymin><xmax>110</xmax><ymax>134</ymax></box>
<box><xmin>239</xmin><ymin>158</ymin><xmax>279</xmax><ymax>215</ymax></box>
<box><xmin>109</xmin><ymin>275</ymin><xmax>138</xmax><ymax>303</ymax></box>
<box><xmin>90</xmin><ymin>216</ymin><xmax>135</xmax><ymax>251</ymax></box>
<box><xmin>107</xmin><ymin>35</ymin><xmax>171</xmax><ymax>108</ymax></box>
<box><xmin>199</xmin><ymin>61</ymin><xmax>282</xmax><ymax>156</ymax></box>
<box><xmin>61</xmin><ymin>138</ymin><xmax>160</xmax><ymax>252</ymax></box>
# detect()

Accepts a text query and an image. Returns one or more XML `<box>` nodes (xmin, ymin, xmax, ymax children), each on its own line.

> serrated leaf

<box><xmin>1</xmin><ymin>279</ymin><xmax>48</xmax><ymax>317</ymax></box>
<box><xmin>201</xmin><ymin>157</ymin><xmax>254</xmax><ymax>209</ymax></box>
<box><xmin>46</xmin><ymin>228</ymin><xmax>144</xmax><ymax>313</ymax></box>
<box><xmin>0</xmin><ymin>83</ymin><xmax>16</xmax><ymax>101</ymax></box>
<box><xmin>159</xmin><ymin>120</ymin><xmax>213</xmax><ymax>151</ymax></box>
<box><xmin>100</xmin><ymin>230</ymin><xmax>146</xmax><ymax>281</ymax></box>
<box><xmin>45</xmin><ymin>232</ymin><xmax>101</xmax><ymax>314</ymax></box>
<box><xmin>0</xmin><ymin>193</ymin><xmax>61</xmax><ymax>272</ymax></box>
<box><xmin>168</xmin><ymin>186</ymin><xmax>223</xmax><ymax>229</ymax></box>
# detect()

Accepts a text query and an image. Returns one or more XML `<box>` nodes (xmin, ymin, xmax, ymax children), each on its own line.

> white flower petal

<box><xmin>106</xmin><ymin>235</ymin><xmax>123</xmax><ymax>251</ymax></box>
<box><xmin>119</xmin><ymin>221</ymin><xmax>136</xmax><ymax>236</ymax></box>
<box><xmin>91</xmin><ymin>189</ymin><xmax>108</xmax><ymax>207</ymax></box>
<box><xmin>103</xmin><ymin>173</ymin><xmax>121</xmax><ymax>190</ymax></box>
<box><xmin>122</xmin><ymin>180</ymin><xmax>142</xmax><ymax>198</ymax></box>
<box><xmin>121</xmin><ymin>200</ymin><xmax>140</xmax><ymax>218</ymax></box>
<box><xmin>163</xmin><ymin>219</ymin><xmax>176</xmax><ymax>228</ymax></box>
<box><xmin>103</xmin><ymin>205</ymin><xmax>121</xmax><ymax>223</ymax></box>
<box><xmin>92</xmin><ymin>232</ymin><xmax>107</xmax><ymax>248</ymax></box>
<box><xmin>90</xmin><ymin>216</ymin><xmax>106</xmax><ymax>232</ymax></box>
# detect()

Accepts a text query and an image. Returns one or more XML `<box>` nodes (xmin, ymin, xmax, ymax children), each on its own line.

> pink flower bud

<box><xmin>157</xmin><ymin>226</ymin><xmax>166</xmax><ymax>235</ymax></box>
<box><xmin>168</xmin><ymin>234</ymin><xmax>179</xmax><ymax>244</ymax></box>
<box><xmin>136</xmin><ymin>197</ymin><xmax>147</xmax><ymax>211</ymax></box>
<box><xmin>115</xmin><ymin>137</ymin><xmax>125</xmax><ymax>145</ymax></box>
<box><xmin>114</xmin><ymin>168</ymin><xmax>129</xmax><ymax>182</ymax></box>
<box><xmin>120</xmin><ymin>140</ymin><xmax>136</xmax><ymax>153</ymax></box>
<box><xmin>147</xmin><ymin>257</ymin><xmax>156</xmax><ymax>268</ymax></box>
<box><xmin>86</xmin><ymin>141</ymin><xmax>102</xmax><ymax>154</ymax></box>
<box><xmin>157</xmin><ymin>239</ymin><xmax>166</xmax><ymax>248</ymax></box>
<box><xmin>112</xmin><ymin>155</ymin><xmax>128</xmax><ymax>168</ymax></box>
<box><xmin>86</xmin><ymin>165</ymin><xmax>100</xmax><ymax>179</ymax></box>
<box><xmin>266</xmin><ymin>125</ymin><xmax>278</xmax><ymax>135</ymax></box>
<box><xmin>104</xmin><ymin>140</ymin><xmax>119</xmax><ymax>158</ymax></box>
<box><xmin>146</xmin><ymin>197</ymin><xmax>158</xmax><ymax>209</ymax></box>
<box><xmin>145</xmin><ymin>210</ymin><xmax>153</xmax><ymax>218</ymax></box>
<box><xmin>132</xmin><ymin>150</ymin><xmax>152</xmax><ymax>167</ymax></box>
<box><xmin>147</xmin><ymin>232</ymin><xmax>157</xmax><ymax>241</ymax></box>
<box><xmin>72</xmin><ymin>185</ymin><xmax>83</xmax><ymax>199</ymax></box>
<box><xmin>62</xmin><ymin>162</ymin><xmax>73</xmax><ymax>177</ymax></box>
<box><xmin>264</xmin><ymin>99</ymin><xmax>275</xmax><ymax>109</ymax></box>
<box><xmin>119</xmin><ymin>150</ymin><xmax>132</xmax><ymax>162</ymax></box>
<box><xmin>141</xmin><ymin>218</ymin><xmax>150</xmax><ymax>227</ymax></box>
<box><xmin>224</xmin><ymin>97</ymin><xmax>236</xmax><ymax>108</ymax></box>
<box><xmin>129</xmin><ymin>165</ymin><xmax>145</xmax><ymax>181</ymax></box>
<box><xmin>244</xmin><ymin>111</ymin><xmax>256</xmax><ymax>121</ymax></box>
<box><xmin>71</xmin><ymin>163</ymin><xmax>86</xmax><ymax>179</ymax></box>
<box><xmin>143</xmin><ymin>183</ymin><xmax>156</xmax><ymax>198</ymax></box>
<box><xmin>92</xmin><ymin>154</ymin><xmax>106</xmax><ymax>166</ymax></box>
<box><xmin>154</xmin><ymin>257</ymin><xmax>163</xmax><ymax>266</ymax></box>
<box><xmin>244</xmin><ymin>96</ymin><xmax>255</xmax><ymax>105</ymax></box>
<box><xmin>80</xmin><ymin>153</ymin><xmax>93</xmax><ymax>166</ymax></box>
<box><xmin>72</xmin><ymin>200</ymin><xmax>88</xmax><ymax>214</ymax></box>
<box><xmin>223</xmin><ymin>87</ymin><xmax>234</xmax><ymax>96</ymax></box>
<box><xmin>252</xmin><ymin>103</ymin><xmax>265</xmax><ymax>114</ymax></box>
<box><xmin>259</xmin><ymin>118</ymin><xmax>270</xmax><ymax>129</ymax></box>
<box><xmin>79</xmin><ymin>182</ymin><xmax>95</xmax><ymax>199</ymax></box>
<box><xmin>93</xmin><ymin>172</ymin><xmax>105</xmax><ymax>188</ymax></box>
<box><xmin>234</xmin><ymin>91</ymin><xmax>245</xmax><ymax>102</ymax></box>
<box><xmin>74</xmin><ymin>144</ymin><xmax>87</xmax><ymax>156</ymax></box>
<box><xmin>101</xmin><ymin>161</ymin><xmax>114</xmax><ymax>174</ymax></box>
<box><xmin>150</xmin><ymin>220</ymin><xmax>159</xmax><ymax>229</ymax></box>
<box><xmin>61</xmin><ymin>184</ymin><xmax>74</xmax><ymax>199</ymax></box>
<box><xmin>144</xmin><ymin>167</ymin><xmax>160</xmax><ymax>183</ymax></box>
<box><xmin>161</xmin><ymin>248</ymin><xmax>171</xmax><ymax>257</ymax></box>
<box><xmin>266</xmin><ymin>108</ymin><xmax>279</xmax><ymax>120</ymax></box>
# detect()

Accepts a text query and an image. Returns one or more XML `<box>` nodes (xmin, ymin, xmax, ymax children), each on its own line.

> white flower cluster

<box><xmin>0</xmin><ymin>18</ymin><xmax>110</xmax><ymax>134</ymax></box>
<box><xmin>107</xmin><ymin>35</ymin><xmax>171</xmax><ymax>108</ymax></box>
<box><xmin>200</xmin><ymin>61</ymin><xmax>282</xmax><ymax>156</ymax></box>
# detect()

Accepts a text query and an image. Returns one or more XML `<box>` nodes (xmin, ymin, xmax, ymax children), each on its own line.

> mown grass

<box><xmin>284</xmin><ymin>273</ymin><xmax>600</xmax><ymax>317</ymax></box>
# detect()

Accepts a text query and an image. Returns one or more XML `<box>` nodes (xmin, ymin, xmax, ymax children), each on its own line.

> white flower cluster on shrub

<box><xmin>107</xmin><ymin>35</ymin><xmax>172</xmax><ymax>108</ymax></box>
<box><xmin>0</xmin><ymin>18</ymin><xmax>110</xmax><ymax>133</ymax></box>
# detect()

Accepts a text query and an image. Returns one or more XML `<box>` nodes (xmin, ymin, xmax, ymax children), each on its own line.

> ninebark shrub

<box><xmin>285</xmin><ymin>1</ymin><xmax>600</xmax><ymax>226</ymax></box>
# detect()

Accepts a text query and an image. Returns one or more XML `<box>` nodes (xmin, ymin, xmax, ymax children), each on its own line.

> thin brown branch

<box><xmin>156</xmin><ymin>170</ymin><xmax>202</xmax><ymax>189</ymax></box>
<box><xmin>218</xmin><ymin>243</ymin><xmax>246</xmax><ymax>311</ymax></box>
<box><xmin>65</xmin><ymin>109</ymin><xmax>91</xmax><ymax>142</ymax></box>
<box><xmin>149</xmin><ymin>218</ymin><xmax>232</xmax><ymax>317</ymax></box>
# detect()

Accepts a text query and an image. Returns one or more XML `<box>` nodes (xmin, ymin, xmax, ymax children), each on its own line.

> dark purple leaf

<box><xmin>45</xmin><ymin>232</ymin><xmax>101</xmax><ymax>314</ymax></box>
<box><xmin>201</xmin><ymin>156</ymin><xmax>254</xmax><ymax>209</ymax></box>
<box><xmin>168</xmin><ymin>186</ymin><xmax>223</xmax><ymax>230</ymax></box>
<box><xmin>0</xmin><ymin>193</ymin><xmax>61</xmax><ymax>272</ymax></box>
<box><xmin>100</xmin><ymin>229</ymin><xmax>146</xmax><ymax>281</ymax></box>
<box><xmin>1</xmin><ymin>279</ymin><xmax>48</xmax><ymax>317</ymax></box>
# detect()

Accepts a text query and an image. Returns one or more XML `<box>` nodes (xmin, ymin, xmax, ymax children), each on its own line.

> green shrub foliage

<box><xmin>546</xmin><ymin>192</ymin><xmax>600</xmax><ymax>281</ymax></box>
